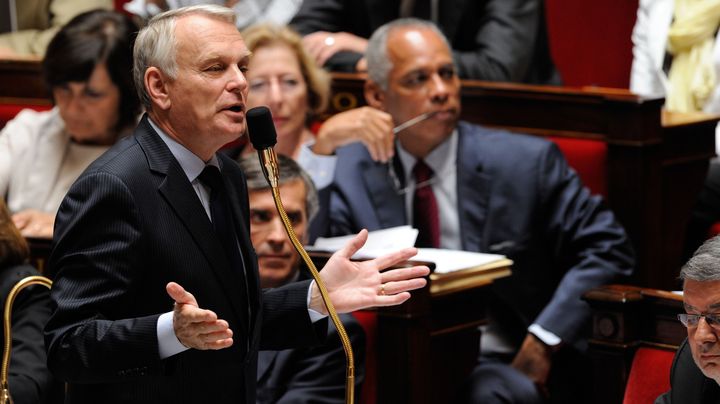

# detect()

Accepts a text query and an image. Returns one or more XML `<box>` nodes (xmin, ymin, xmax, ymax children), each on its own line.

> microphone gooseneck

<box><xmin>246</xmin><ymin>107</ymin><xmax>355</xmax><ymax>404</ymax></box>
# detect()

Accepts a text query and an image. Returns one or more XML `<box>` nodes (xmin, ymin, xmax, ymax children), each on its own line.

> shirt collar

<box><xmin>396</xmin><ymin>129</ymin><xmax>458</xmax><ymax>182</ymax></box>
<box><xmin>148</xmin><ymin>117</ymin><xmax>220</xmax><ymax>182</ymax></box>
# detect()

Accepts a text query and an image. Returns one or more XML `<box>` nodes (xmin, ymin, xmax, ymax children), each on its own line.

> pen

<box><xmin>392</xmin><ymin>111</ymin><xmax>437</xmax><ymax>134</ymax></box>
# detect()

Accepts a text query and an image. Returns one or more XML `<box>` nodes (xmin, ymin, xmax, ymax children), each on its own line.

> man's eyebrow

<box><xmin>709</xmin><ymin>301</ymin><xmax>720</xmax><ymax>310</ymax></box>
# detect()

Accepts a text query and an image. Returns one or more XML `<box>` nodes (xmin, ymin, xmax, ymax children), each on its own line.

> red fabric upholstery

<box><xmin>622</xmin><ymin>347</ymin><xmax>674</xmax><ymax>404</ymax></box>
<box><xmin>0</xmin><ymin>104</ymin><xmax>52</xmax><ymax>129</ymax></box>
<box><xmin>547</xmin><ymin>136</ymin><xmax>608</xmax><ymax>197</ymax></box>
<box><xmin>351</xmin><ymin>310</ymin><xmax>377</xmax><ymax>404</ymax></box>
<box><xmin>545</xmin><ymin>0</ymin><xmax>639</xmax><ymax>87</ymax></box>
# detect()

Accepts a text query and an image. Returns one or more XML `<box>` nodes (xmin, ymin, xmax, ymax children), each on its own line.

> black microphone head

<box><xmin>246</xmin><ymin>106</ymin><xmax>277</xmax><ymax>150</ymax></box>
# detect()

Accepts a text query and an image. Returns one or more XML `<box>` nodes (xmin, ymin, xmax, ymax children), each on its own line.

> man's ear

<box><xmin>364</xmin><ymin>80</ymin><xmax>386</xmax><ymax>110</ymax></box>
<box><xmin>145</xmin><ymin>67</ymin><xmax>171</xmax><ymax>110</ymax></box>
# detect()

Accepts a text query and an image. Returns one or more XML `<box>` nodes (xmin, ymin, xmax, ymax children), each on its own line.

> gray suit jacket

<box><xmin>290</xmin><ymin>0</ymin><xmax>560</xmax><ymax>84</ymax></box>
<box><xmin>320</xmin><ymin>121</ymin><xmax>634</xmax><ymax>346</ymax></box>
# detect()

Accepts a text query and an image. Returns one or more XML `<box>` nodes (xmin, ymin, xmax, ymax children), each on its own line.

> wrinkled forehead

<box><xmin>174</xmin><ymin>14</ymin><xmax>248</xmax><ymax>59</ymax></box>
<box><xmin>684</xmin><ymin>279</ymin><xmax>720</xmax><ymax>311</ymax></box>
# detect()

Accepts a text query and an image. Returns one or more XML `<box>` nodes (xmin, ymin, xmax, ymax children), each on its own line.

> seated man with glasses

<box><xmin>657</xmin><ymin>236</ymin><xmax>720</xmax><ymax>403</ymax></box>
<box><xmin>239</xmin><ymin>154</ymin><xmax>366</xmax><ymax>403</ymax></box>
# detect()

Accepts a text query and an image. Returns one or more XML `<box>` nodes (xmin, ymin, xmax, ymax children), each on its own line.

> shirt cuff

<box><xmin>298</xmin><ymin>141</ymin><xmax>337</xmax><ymax>190</ymax></box>
<box><xmin>528</xmin><ymin>323</ymin><xmax>562</xmax><ymax>347</ymax></box>
<box><xmin>157</xmin><ymin>311</ymin><xmax>189</xmax><ymax>359</ymax></box>
<box><xmin>307</xmin><ymin>280</ymin><xmax>328</xmax><ymax>323</ymax></box>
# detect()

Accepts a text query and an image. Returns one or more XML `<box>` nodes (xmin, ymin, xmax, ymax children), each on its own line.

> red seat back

<box><xmin>351</xmin><ymin>310</ymin><xmax>377</xmax><ymax>404</ymax></box>
<box><xmin>548</xmin><ymin>136</ymin><xmax>608</xmax><ymax>197</ymax></box>
<box><xmin>0</xmin><ymin>104</ymin><xmax>52</xmax><ymax>129</ymax></box>
<box><xmin>622</xmin><ymin>347</ymin><xmax>675</xmax><ymax>404</ymax></box>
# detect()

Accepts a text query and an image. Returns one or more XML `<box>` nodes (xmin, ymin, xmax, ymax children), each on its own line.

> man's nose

<box><xmin>227</xmin><ymin>65</ymin><xmax>248</xmax><ymax>93</ymax></box>
<box><xmin>429</xmin><ymin>73</ymin><xmax>449</xmax><ymax>103</ymax></box>
<box><xmin>266</xmin><ymin>217</ymin><xmax>287</xmax><ymax>242</ymax></box>
<box><xmin>693</xmin><ymin>317</ymin><xmax>719</xmax><ymax>345</ymax></box>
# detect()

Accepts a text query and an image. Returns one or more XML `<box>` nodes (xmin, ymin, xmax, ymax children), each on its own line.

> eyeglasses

<box><xmin>678</xmin><ymin>313</ymin><xmax>720</xmax><ymax>329</ymax></box>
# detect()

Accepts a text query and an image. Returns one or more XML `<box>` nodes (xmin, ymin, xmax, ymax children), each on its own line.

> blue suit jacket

<box><xmin>322</xmin><ymin>121</ymin><xmax>634</xmax><ymax>345</ymax></box>
<box><xmin>45</xmin><ymin>115</ymin><xmax>324</xmax><ymax>403</ymax></box>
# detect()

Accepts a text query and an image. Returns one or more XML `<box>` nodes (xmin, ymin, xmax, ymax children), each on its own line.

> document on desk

<box><xmin>308</xmin><ymin>226</ymin><xmax>509</xmax><ymax>274</ymax></box>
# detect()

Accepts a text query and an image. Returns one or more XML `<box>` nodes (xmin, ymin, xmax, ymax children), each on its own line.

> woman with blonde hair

<box><xmin>240</xmin><ymin>23</ymin><xmax>395</xmax><ymax>189</ymax></box>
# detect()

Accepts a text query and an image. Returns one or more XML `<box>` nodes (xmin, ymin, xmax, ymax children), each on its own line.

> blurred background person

<box><xmin>240</xmin><ymin>154</ymin><xmax>365</xmax><ymax>403</ymax></box>
<box><xmin>630</xmin><ymin>0</ymin><xmax>720</xmax><ymax>260</ymax></box>
<box><xmin>239</xmin><ymin>23</ymin><xmax>394</xmax><ymax>192</ymax></box>
<box><xmin>0</xmin><ymin>200</ymin><xmax>59</xmax><ymax>404</ymax></box>
<box><xmin>290</xmin><ymin>0</ymin><xmax>560</xmax><ymax>83</ymax></box>
<box><xmin>123</xmin><ymin>0</ymin><xmax>302</xmax><ymax>30</ymax></box>
<box><xmin>0</xmin><ymin>10</ymin><xmax>140</xmax><ymax>239</ymax></box>
<box><xmin>0</xmin><ymin>0</ymin><xmax>112</xmax><ymax>58</ymax></box>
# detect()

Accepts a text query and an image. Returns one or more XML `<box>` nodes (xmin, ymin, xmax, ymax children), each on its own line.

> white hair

<box><xmin>133</xmin><ymin>5</ymin><xmax>236</xmax><ymax>108</ymax></box>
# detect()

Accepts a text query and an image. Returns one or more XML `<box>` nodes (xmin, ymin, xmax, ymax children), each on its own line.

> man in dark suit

<box><xmin>290</xmin><ymin>0</ymin><xmax>560</xmax><ymax>84</ymax></box>
<box><xmin>43</xmin><ymin>6</ymin><xmax>428</xmax><ymax>404</ymax></box>
<box><xmin>320</xmin><ymin>19</ymin><xmax>634</xmax><ymax>403</ymax></box>
<box><xmin>656</xmin><ymin>236</ymin><xmax>720</xmax><ymax>403</ymax></box>
<box><xmin>240</xmin><ymin>155</ymin><xmax>365</xmax><ymax>403</ymax></box>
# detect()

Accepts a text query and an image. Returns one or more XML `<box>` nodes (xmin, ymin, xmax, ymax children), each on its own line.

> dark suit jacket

<box><xmin>44</xmin><ymin>116</ymin><xmax>325</xmax><ymax>403</ymax></box>
<box><xmin>656</xmin><ymin>339</ymin><xmax>720</xmax><ymax>404</ymax></box>
<box><xmin>321</xmin><ymin>121</ymin><xmax>634</xmax><ymax>346</ymax></box>
<box><xmin>0</xmin><ymin>264</ymin><xmax>59</xmax><ymax>404</ymax></box>
<box><xmin>290</xmin><ymin>0</ymin><xmax>560</xmax><ymax>84</ymax></box>
<box><xmin>256</xmin><ymin>311</ymin><xmax>365</xmax><ymax>403</ymax></box>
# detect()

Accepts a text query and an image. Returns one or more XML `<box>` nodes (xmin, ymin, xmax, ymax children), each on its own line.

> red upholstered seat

<box><xmin>547</xmin><ymin>136</ymin><xmax>608</xmax><ymax>197</ymax></box>
<box><xmin>351</xmin><ymin>310</ymin><xmax>377</xmax><ymax>404</ymax></box>
<box><xmin>0</xmin><ymin>104</ymin><xmax>52</xmax><ymax>129</ymax></box>
<box><xmin>622</xmin><ymin>347</ymin><xmax>675</xmax><ymax>404</ymax></box>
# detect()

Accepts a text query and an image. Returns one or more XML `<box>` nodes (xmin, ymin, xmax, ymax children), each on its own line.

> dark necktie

<box><xmin>198</xmin><ymin>165</ymin><xmax>249</xmax><ymax>297</ymax></box>
<box><xmin>413</xmin><ymin>160</ymin><xmax>440</xmax><ymax>248</ymax></box>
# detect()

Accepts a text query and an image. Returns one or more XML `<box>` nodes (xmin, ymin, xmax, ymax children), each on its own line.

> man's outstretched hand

<box><xmin>166</xmin><ymin>282</ymin><xmax>234</xmax><ymax>350</ymax></box>
<box><xmin>310</xmin><ymin>229</ymin><xmax>430</xmax><ymax>315</ymax></box>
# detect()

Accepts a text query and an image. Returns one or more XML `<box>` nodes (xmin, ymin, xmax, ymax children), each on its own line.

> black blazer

<box><xmin>45</xmin><ymin>115</ymin><xmax>325</xmax><ymax>403</ymax></box>
<box><xmin>257</xmin><ymin>312</ymin><xmax>365</xmax><ymax>403</ymax></box>
<box><xmin>656</xmin><ymin>339</ymin><xmax>720</xmax><ymax>404</ymax></box>
<box><xmin>290</xmin><ymin>0</ymin><xmax>560</xmax><ymax>84</ymax></box>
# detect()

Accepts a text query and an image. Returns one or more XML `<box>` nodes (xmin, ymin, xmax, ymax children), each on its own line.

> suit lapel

<box><xmin>219</xmin><ymin>155</ymin><xmax>260</xmax><ymax>327</ymax></box>
<box><xmin>135</xmin><ymin>117</ymin><xmax>250</xmax><ymax>332</ymax></box>
<box><xmin>456</xmin><ymin>123</ymin><xmax>491</xmax><ymax>252</ymax></box>
<box><xmin>361</xmin><ymin>159</ymin><xmax>406</xmax><ymax>229</ymax></box>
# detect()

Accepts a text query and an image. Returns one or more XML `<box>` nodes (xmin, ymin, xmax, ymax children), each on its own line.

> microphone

<box><xmin>245</xmin><ymin>106</ymin><xmax>356</xmax><ymax>404</ymax></box>
<box><xmin>246</xmin><ymin>106</ymin><xmax>279</xmax><ymax>188</ymax></box>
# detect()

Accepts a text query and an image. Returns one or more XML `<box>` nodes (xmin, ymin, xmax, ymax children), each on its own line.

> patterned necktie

<box><xmin>412</xmin><ymin>159</ymin><xmax>440</xmax><ymax>248</ymax></box>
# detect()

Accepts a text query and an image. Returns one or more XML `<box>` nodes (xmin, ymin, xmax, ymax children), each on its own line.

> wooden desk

<box><xmin>375</xmin><ymin>260</ymin><xmax>511</xmax><ymax>404</ymax></box>
<box><xmin>328</xmin><ymin>74</ymin><xmax>718</xmax><ymax>291</ymax></box>
<box><xmin>311</xmin><ymin>253</ymin><xmax>511</xmax><ymax>404</ymax></box>
<box><xmin>583</xmin><ymin>284</ymin><xmax>685</xmax><ymax>404</ymax></box>
<box><xmin>0</xmin><ymin>58</ymin><xmax>50</xmax><ymax>106</ymax></box>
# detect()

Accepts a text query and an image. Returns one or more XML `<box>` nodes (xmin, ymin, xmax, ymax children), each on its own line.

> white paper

<box><xmin>308</xmin><ymin>226</ymin><xmax>418</xmax><ymax>256</ymax></box>
<box><xmin>308</xmin><ymin>227</ymin><xmax>506</xmax><ymax>274</ymax></box>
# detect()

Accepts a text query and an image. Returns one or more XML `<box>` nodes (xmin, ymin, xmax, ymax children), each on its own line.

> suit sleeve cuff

<box><xmin>307</xmin><ymin>280</ymin><xmax>328</xmax><ymax>323</ymax></box>
<box><xmin>298</xmin><ymin>141</ymin><xmax>337</xmax><ymax>190</ymax></box>
<box><xmin>528</xmin><ymin>323</ymin><xmax>562</xmax><ymax>347</ymax></box>
<box><xmin>157</xmin><ymin>311</ymin><xmax>189</xmax><ymax>359</ymax></box>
